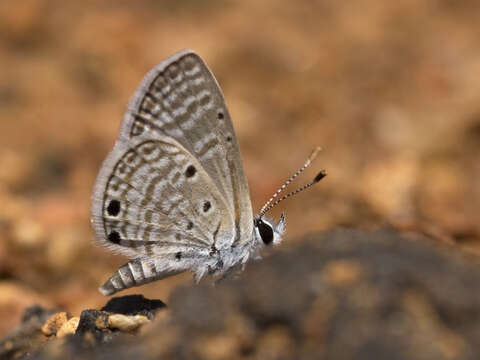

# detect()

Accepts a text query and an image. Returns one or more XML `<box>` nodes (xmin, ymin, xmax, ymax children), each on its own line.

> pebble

<box><xmin>107</xmin><ymin>314</ymin><xmax>150</xmax><ymax>332</ymax></box>
<box><xmin>41</xmin><ymin>312</ymin><xmax>67</xmax><ymax>336</ymax></box>
<box><xmin>56</xmin><ymin>316</ymin><xmax>80</xmax><ymax>338</ymax></box>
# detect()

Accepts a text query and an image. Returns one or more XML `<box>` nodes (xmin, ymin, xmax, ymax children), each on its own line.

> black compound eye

<box><xmin>257</xmin><ymin>219</ymin><xmax>274</xmax><ymax>245</ymax></box>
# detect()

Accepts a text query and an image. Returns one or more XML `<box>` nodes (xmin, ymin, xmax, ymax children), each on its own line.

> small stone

<box><xmin>3</xmin><ymin>340</ymin><xmax>13</xmax><ymax>351</ymax></box>
<box><xmin>108</xmin><ymin>314</ymin><xmax>150</xmax><ymax>332</ymax></box>
<box><xmin>41</xmin><ymin>312</ymin><xmax>68</xmax><ymax>336</ymax></box>
<box><xmin>56</xmin><ymin>317</ymin><xmax>79</xmax><ymax>338</ymax></box>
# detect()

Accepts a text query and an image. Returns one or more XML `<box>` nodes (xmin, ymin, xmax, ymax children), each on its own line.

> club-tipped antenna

<box><xmin>258</xmin><ymin>170</ymin><xmax>327</xmax><ymax>218</ymax></box>
<box><xmin>257</xmin><ymin>147</ymin><xmax>325</xmax><ymax>218</ymax></box>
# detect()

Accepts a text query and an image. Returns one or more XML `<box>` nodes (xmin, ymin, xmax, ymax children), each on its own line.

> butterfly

<box><xmin>91</xmin><ymin>50</ymin><xmax>326</xmax><ymax>295</ymax></box>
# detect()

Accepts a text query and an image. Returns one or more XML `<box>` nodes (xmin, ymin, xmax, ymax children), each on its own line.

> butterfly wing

<box><xmin>91</xmin><ymin>50</ymin><xmax>253</xmax><ymax>293</ymax></box>
<box><xmin>127</xmin><ymin>50</ymin><xmax>253</xmax><ymax>245</ymax></box>
<box><xmin>91</xmin><ymin>138</ymin><xmax>234</xmax><ymax>257</ymax></box>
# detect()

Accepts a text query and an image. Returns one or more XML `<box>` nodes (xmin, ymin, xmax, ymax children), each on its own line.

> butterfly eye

<box><xmin>257</xmin><ymin>219</ymin><xmax>274</xmax><ymax>245</ymax></box>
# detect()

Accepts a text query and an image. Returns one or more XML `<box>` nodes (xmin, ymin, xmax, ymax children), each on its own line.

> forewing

<box><xmin>126</xmin><ymin>50</ymin><xmax>252</xmax><ymax>245</ymax></box>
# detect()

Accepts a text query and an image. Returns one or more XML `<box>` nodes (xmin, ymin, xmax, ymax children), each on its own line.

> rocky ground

<box><xmin>2</xmin><ymin>229</ymin><xmax>480</xmax><ymax>360</ymax></box>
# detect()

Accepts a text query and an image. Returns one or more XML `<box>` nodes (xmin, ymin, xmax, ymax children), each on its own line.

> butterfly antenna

<box><xmin>258</xmin><ymin>170</ymin><xmax>327</xmax><ymax>217</ymax></box>
<box><xmin>257</xmin><ymin>147</ymin><xmax>325</xmax><ymax>218</ymax></box>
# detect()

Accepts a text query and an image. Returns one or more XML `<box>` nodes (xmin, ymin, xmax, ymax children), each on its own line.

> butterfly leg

<box><xmin>99</xmin><ymin>258</ymin><xmax>181</xmax><ymax>296</ymax></box>
<box><xmin>215</xmin><ymin>263</ymin><xmax>243</xmax><ymax>284</ymax></box>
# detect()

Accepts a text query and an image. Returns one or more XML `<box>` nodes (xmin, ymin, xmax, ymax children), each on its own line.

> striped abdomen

<box><xmin>99</xmin><ymin>258</ymin><xmax>181</xmax><ymax>296</ymax></box>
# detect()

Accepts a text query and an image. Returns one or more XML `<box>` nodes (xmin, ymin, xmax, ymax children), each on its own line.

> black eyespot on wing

<box><xmin>187</xmin><ymin>221</ymin><xmax>194</xmax><ymax>230</ymax></box>
<box><xmin>108</xmin><ymin>231</ymin><xmax>121</xmax><ymax>244</ymax></box>
<box><xmin>185</xmin><ymin>165</ymin><xmax>196</xmax><ymax>178</ymax></box>
<box><xmin>175</xmin><ymin>252</ymin><xmax>182</xmax><ymax>260</ymax></box>
<box><xmin>226</xmin><ymin>135</ymin><xmax>232</xmax><ymax>142</ymax></box>
<box><xmin>106</xmin><ymin>200</ymin><xmax>120</xmax><ymax>216</ymax></box>
<box><xmin>217</xmin><ymin>110</ymin><xmax>224</xmax><ymax>120</ymax></box>
<box><xmin>257</xmin><ymin>219</ymin><xmax>274</xmax><ymax>245</ymax></box>
<box><xmin>203</xmin><ymin>201</ymin><xmax>211</xmax><ymax>212</ymax></box>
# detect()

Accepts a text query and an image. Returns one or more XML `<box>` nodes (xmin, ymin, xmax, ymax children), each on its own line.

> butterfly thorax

<box><xmin>202</xmin><ymin>240</ymin><xmax>253</xmax><ymax>279</ymax></box>
<box><xmin>200</xmin><ymin>214</ymin><xmax>286</xmax><ymax>280</ymax></box>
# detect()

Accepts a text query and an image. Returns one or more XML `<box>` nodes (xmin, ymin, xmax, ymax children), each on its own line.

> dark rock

<box><xmin>21</xmin><ymin>305</ymin><xmax>56</xmax><ymax>324</ymax></box>
<box><xmin>75</xmin><ymin>310</ymin><xmax>112</xmax><ymax>343</ymax></box>
<box><xmin>158</xmin><ymin>228</ymin><xmax>480</xmax><ymax>359</ymax></box>
<box><xmin>0</xmin><ymin>305</ymin><xmax>58</xmax><ymax>360</ymax></box>
<box><xmin>73</xmin><ymin>296</ymin><xmax>166</xmax><ymax>345</ymax></box>
<box><xmin>101</xmin><ymin>295</ymin><xmax>166</xmax><ymax>320</ymax></box>
<box><xmin>5</xmin><ymin>229</ymin><xmax>480</xmax><ymax>359</ymax></box>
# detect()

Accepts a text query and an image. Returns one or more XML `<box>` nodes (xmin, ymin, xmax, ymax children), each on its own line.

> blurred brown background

<box><xmin>0</xmin><ymin>0</ymin><xmax>479</xmax><ymax>337</ymax></box>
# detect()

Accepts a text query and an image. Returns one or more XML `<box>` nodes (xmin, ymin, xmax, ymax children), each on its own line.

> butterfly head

<box><xmin>254</xmin><ymin>147</ymin><xmax>327</xmax><ymax>248</ymax></box>
<box><xmin>254</xmin><ymin>213</ymin><xmax>286</xmax><ymax>247</ymax></box>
